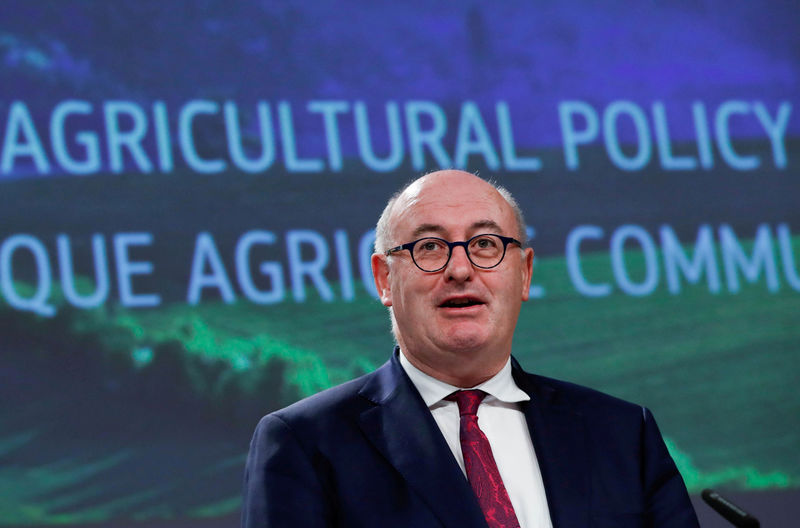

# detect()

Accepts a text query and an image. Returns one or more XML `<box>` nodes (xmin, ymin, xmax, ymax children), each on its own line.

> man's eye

<box><xmin>421</xmin><ymin>242</ymin><xmax>440</xmax><ymax>251</ymax></box>
<box><xmin>475</xmin><ymin>237</ymin><xmax>497</xmax><ymax>248</ymax></box>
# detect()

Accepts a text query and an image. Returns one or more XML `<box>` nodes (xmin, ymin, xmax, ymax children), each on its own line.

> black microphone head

<box><xmin>701</xmin><ymin>488</ymin><xmax>760</xmax><ymax>528</ymax></box>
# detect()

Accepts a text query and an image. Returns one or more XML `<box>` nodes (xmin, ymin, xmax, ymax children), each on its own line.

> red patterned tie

<box><xmin>447</xmin><ymin>390</ymin><xmax>521</xmax><ymax>528</ymax></box>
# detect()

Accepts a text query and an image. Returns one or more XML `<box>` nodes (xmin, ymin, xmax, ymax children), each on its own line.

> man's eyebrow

<box><xmin>411</xmin><ymin>220</ymin><xmax>505</xmax><ymax>239</ymax></box>
<box><xmin>471</xmin><ymin>219</ymin><xmax>503</xmax><ymax>233</ymax></box>
<box><xmin>412</xmin><ymin>223</ymin><xmax>446</xmax><ymax>238</ymax></box>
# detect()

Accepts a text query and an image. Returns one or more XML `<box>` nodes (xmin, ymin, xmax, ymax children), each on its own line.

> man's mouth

<box><xmin>439</xmin><ymin>297</ymin><xmax>484</xmax><ymax>308</ymax></box>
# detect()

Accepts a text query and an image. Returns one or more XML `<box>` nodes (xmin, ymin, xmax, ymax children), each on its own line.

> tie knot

<box><xmin>445</xmin><ymin>389</ymin><xmax>486</xmax><ymax>416</ymax></box>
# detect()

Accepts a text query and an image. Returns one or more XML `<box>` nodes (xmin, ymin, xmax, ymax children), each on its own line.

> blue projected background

<box><xmin>1</xmin><ymin>2</ymin><xmax>798</xmax><ymax>527</ymax></box>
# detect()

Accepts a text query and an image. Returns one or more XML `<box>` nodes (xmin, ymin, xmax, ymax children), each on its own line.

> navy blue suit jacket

<box><xmin>242</xmin><ymin>349</ymin><xmax>699</xmax><ymax>527</ymax></box>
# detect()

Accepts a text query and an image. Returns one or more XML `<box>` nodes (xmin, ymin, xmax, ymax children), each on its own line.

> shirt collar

<box><xmin>399</xmin><ymin>349</ymin><xmax>530</xmax><ymax>407</ymax></box>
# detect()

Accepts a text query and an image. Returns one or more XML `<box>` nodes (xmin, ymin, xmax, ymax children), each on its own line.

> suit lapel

<box><xmin>513</xmin><ymin>361</ymin><xmax>591</xmax><ymax>528</ymax></box>
<box><xmin>358</xmin><ymin>352</ymin><xmax>488</xmax><ymax>528</ymax></box>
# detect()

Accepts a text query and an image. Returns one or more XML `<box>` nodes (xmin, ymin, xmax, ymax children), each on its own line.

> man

<box><xmin>242</xmin><ymin>170</ymin><xmax>700</xmax><ymax>527</ymax></box>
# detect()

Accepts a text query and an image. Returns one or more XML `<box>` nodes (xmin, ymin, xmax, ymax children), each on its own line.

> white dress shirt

<box><xmin>399</xmin><ymin>351</ymin><xmax>553</xmax><ymax>528</ymax></box>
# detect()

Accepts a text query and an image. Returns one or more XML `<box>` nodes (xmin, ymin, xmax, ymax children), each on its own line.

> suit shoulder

<box><xmin>525</xmin><ymin>371</ymin><xmax>645</xmax><ymax>416</ymax></box>
<box><xmin>261</xmin><ymin>369</ymin><xmax>374</xmax><ymax>429</ymax></box>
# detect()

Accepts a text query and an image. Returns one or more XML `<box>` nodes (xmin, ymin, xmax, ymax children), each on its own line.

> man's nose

<box><xmin>445</xmin><ymin>245</ymin><xmax>473</xmax><ymax>281</ymax></box>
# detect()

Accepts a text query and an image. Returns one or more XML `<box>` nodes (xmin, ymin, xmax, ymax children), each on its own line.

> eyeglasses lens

<box><xmin>412</xmin><ymin>235</ymin><xmax>505</xmax><ymax>272</ymax></box>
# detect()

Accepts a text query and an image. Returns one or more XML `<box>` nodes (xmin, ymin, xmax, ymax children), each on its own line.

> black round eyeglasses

<box><xmin>385</xmin><ymin>233</ymin><xmax>522</xmax><ymax>273</ymax></box>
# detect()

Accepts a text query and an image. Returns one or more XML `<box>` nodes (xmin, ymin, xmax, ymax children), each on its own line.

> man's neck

<box><xmin>398</xmin><ymin>346</ymin><xmax>510</xmax><ymax>388</ymax></box>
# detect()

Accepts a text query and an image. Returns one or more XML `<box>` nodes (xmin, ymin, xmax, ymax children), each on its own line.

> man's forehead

<box><xmin>390</xmin><ymin>178</ymin><xmax>514</xmax><ymax>237</ymax></box>
<box><xmin>410</xmin><ymin>219</ymin><xmax>504</xmax><ymax>238</ymax></box>
<box><xmin>400</xmin><ymin>171</ymin><xmax>497</xmax><ymax>201</ymax></box>
<box><xmin>396</xmin><ymin>173</ymin><xmax>503</xmax><ymax>210</ymax></box>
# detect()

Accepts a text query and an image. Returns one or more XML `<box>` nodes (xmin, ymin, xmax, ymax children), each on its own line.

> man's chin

<box><xmin>438</xmin><ymin>325</ymin><xmax>490</xmax><ymax>353</ymax></box>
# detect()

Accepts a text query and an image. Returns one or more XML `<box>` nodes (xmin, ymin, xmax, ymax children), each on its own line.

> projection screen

<box><xmin>1</xmin><ymin>2</ymin><xmax>798</xmax><ymax>527</ymax></box>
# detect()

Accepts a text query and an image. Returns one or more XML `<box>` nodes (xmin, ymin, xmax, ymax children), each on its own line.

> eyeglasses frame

<box><xmin>385</xmin><ymin>233</ymin><xmax>523</xmax><ymax>273</ymax></box>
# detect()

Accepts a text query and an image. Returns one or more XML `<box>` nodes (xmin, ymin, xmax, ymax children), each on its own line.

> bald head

<box><xmin>374</xmin><ymin>170</ymin><xmax>526</xmax><ymax>254</ymax></box>
<box><xmin>369</xmin><ymin>169</ymin><xmax>535</xmax><ymax>386</ymax></box>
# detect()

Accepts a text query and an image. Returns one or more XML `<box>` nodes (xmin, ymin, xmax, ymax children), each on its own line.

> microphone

<box><xmin>701</xmin><ymin>488</ymin><xmax>760</xmax><ymax>528</ymax></box>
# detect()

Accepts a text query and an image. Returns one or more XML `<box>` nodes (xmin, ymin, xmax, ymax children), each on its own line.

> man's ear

<box><xmin>520</xmin><ymin>247</ymin><xmax>534</xmax><ymax>301</ymax></box>
<box><xmin>371</xmin><ymin>253</ymin><xmax>393</xmax><ymax>307</ymax></box>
